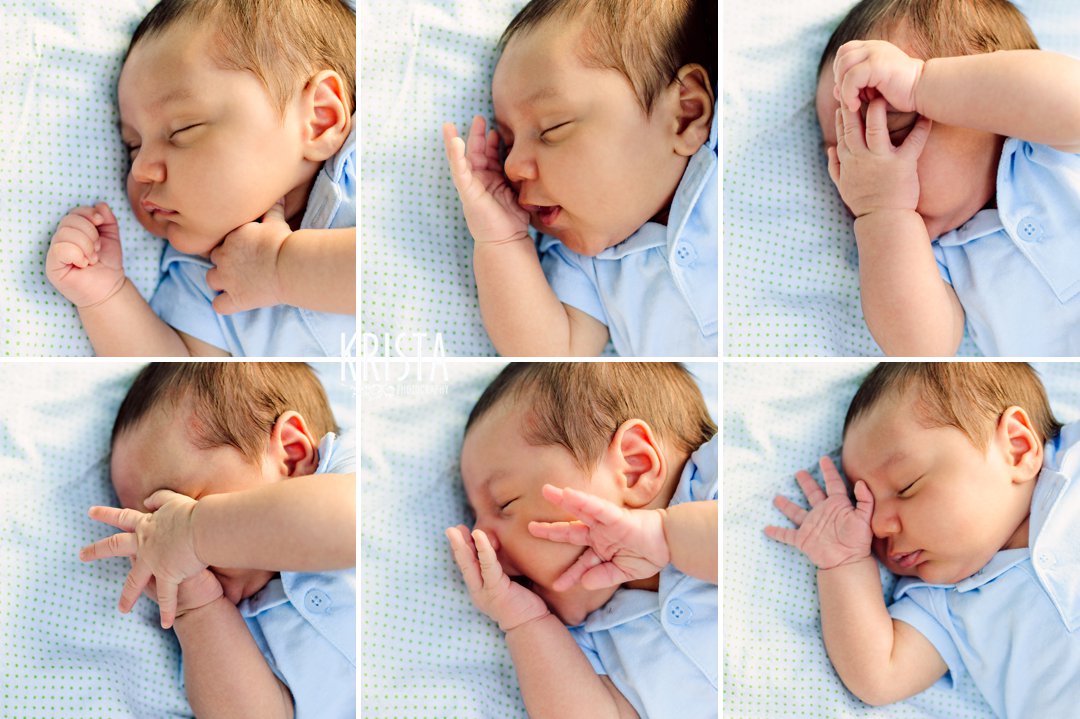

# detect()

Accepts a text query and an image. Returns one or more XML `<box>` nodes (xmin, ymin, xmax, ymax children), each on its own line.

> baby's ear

<box><xmin>270</xmin><ymin>411</ymin><xmax>320</xmax><ymax>478</ymax></box>
<box><xmin>607</xmin><ymin>419</ymin><xmax>666</xmax><ymax>508</ymax></box>
<box><xmin>998</xmin><ymin>406</ymin><xmax>1042</xmax><ymax>482</ymax></box>
<box><xmin>300</xmin><ymin>69</ymin><xmax>351</xmax><ymax>163</ymax></box>
<box><xmin>668</xmin><ymin>63</ymin><xmax>714</xmax><ymax>157</ymax></box>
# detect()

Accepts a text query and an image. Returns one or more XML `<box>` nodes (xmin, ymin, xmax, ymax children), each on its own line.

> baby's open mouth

<box><xmin>520</xmin><ymin>203</ymin><xmax>561</xmax><ymax>226</ymax></box>
<box><xmin>890</xmin><ymin>549</ymin><xmax>923</xmax><ymax>568</ymax></box>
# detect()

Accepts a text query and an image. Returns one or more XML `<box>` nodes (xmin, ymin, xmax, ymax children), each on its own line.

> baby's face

<box><xmin>841</xmin><ymin>386</ymin><xmax>1033</xmax><ymax>585</ymax></box>
<box><xmin>461</xmin><ymin>398</ymin><xmax>624</xmax><ymax>625</ymax></box>
<box><xmin>492</xmin><ymin>17</ymin><xmax>691</xmax><ymax>256</ymax></box>
<box><xmin>119</xmin><ymin>21</ymin><xmax>312</xmax><ymax>256</ymax></box>
<box><xmin>110</xmin><ymin>403</ymin><xmax>281</xmax><ymax>604</ymax></box>
<box><xmin>814</xmin><ymin>31</ymin><xmax>1002</xmax><ymax>239</ymax></box>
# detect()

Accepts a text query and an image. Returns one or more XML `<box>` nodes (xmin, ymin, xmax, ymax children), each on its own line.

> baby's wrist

<box><xmin>816</xmin><ymin>553</ymin><xmax>873</xmax><ymax>572</ymax></box>
<box><xmin>76</xmin><ymin>275</ymin><xmax>128</xmax><ymax>310</ymax></box>
<box><xmin>500</xmin><ymin>608</ymin><xmax>552</xmax><ymax>634</ymax></box>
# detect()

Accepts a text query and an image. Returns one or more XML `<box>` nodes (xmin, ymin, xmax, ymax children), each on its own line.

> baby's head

<box><xmin>110</xmin><ymin>362</ymin><xmax>338</xmax><ymax>602</ymax></box>
<box><xmin>841</xmin><ymin>362</ymin><xmax>1060</xmax><ymax>584</ymax></box>
<box><xmin>493</xmin><ymin>0</ymin><xmax>715</xmax><ymax>256</ymax></box>
<box><xmin>119</xmin><ymin>0</ymin><xmax>356</xmax><ymax>256</ymax></box>
<box><xmin>815</xmin><ymin>0</ymin><xmax>1038</xmax><ymax>238</ymax></box>
<box><xmin>461</xmin><ymin>362</ymin><xmax>716</xmax><ymax>624</ymax></box>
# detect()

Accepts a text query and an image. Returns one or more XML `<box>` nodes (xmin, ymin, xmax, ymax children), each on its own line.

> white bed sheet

<box><xmin>722</xmin><ymin>1</ymin><xmax>1080</xmax><ymax>356</ymax></box>
<box><xmin>0</xmin><ymin>1</ymin><xmax>164</xmax><ymax>356</ymax></box>
<box><xmin>723</xmin><ymin>361</ymin><xmax>1080</xmax><ymax>717</ymax></box>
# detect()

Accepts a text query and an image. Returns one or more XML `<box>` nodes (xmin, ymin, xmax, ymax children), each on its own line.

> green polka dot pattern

<box><xmin>0</xmin><ymin>362</ymin><xmax>353</xmax><ymax>718</ymax></box>
<box><xmin>0</xmin><ymin>1</ymin><xmax>165</xmax><ymax>356</ymax></box>
<box><xmin>723</xmin><ymin>361</ymin><xmax>1080</xmax><ymax>717</ymax></box>
<box><xmin>361</xmin><ymin>362</ymin><xmax>527</xmax><ymax>717</ymax></box>
<box><xmin>722</xmin><ymin>1</ymin><xmax>1080</xmax><ymax>357</ymax></box>
<box><xmin>360</xmin><ymin>1</ymin><xmax>529</xmax><ymax>357</ymax></box>
<box><xmin>0</xmin><ymin>363</ymin><xmax>193</xmax><ymax>717</ymax></box>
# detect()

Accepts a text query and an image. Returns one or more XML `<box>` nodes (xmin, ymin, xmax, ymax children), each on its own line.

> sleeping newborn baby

<box><xmin>46</xmin><ymin>0</ymin><xmax>356</xmax><ymax>357</ymax></box>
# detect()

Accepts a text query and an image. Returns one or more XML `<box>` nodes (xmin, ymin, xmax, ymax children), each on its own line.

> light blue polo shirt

<box><xmin>150</xmin><ymin>119</ymin><xmax>357</xmax><ymax>357</ymax></box>
<box><xmin>538</xmin><ymin>105</ymin><xmax>718</xmax><ymax>358</ymax></box>
<box><xmin>933</xmin><ymin>138</ymin><xmax>1080</xmax><ymax>356</ymax></box>
<box><xmin>567</xmin><ymin>435</ymin><xmax>718</xmax><ymax>719</ymax></box>
<box><xmin>887</xmin><ymin>422</ymin><xmax>1080</xmax><ymax>718</ymax></box>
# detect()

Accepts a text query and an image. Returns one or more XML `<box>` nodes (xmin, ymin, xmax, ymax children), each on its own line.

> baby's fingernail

<box><xmin>93</xmin><ymin>214</ymin><xmax>103</xmax><ymax>223</ymax></box>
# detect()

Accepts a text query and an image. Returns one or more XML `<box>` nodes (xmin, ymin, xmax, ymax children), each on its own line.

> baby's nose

<box><xmin>870</xmin><ymin>502</ymin><xmax>900</xmax><ymax>537</ymax></box>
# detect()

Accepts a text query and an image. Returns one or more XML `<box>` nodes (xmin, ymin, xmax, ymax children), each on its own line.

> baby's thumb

<box><xmin>900</xmin><ymin>115</ymin><xmax>932</xmax><ymax>158</ymax></box>
<box><xmin>144</xmin><ymin>488</ymin><xmax>179</xmax><ymax>511</ymax></box>
<box><xmin>262</xmin><ymin>198</ymin><xmax>286</xmax><ymax>223</ymax></box>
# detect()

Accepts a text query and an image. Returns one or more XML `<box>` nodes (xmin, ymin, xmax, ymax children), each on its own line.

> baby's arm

<box><xmin>765</xmin><ymin>457</ymin><xmax>946</xmax><ymax>705</ymax></box>
<box><xmin>206</xmin><ymin>200</ymin><xmax>355</xmax><ymax>315</ymax></box>
<box><xmin>46</xmin><ymin>202</ymin><xmax>228</xmax><ymax>357</ymax></box>
<box><xmin>827</xmin><ymin>101</ymin><xmax>964</xmax><ymax>355</ymax></box>
<box><xmin>835</xmin><ymin>41</ymin><xmax>1080</xmax><ymax>152</ymax></box>
<box><xmin>529</xmin><ymin>485</ymin><xmax>717</xmax><ymax>589</ymax></box>
<box><xmin>174</xmin><ymin>597</ymin><xmax>294</xmax><ymax>719</ymax></box>
<box><xmin>445</xmin><ymin>526</ymin><xmax>637</xmax><ymax>718</ymax></box>
<box><xmin>139</xmin><ymin>570</ymin><xmax>294</xmax><ymax>718</ymax></box>
<box><xmin>80</xmin><ymin>475</ymin><xmax>355</xmax><ymax>627</ymax></box>
<box><xmin>442</xmin><ymin>117</ymin><xmax>609</xmax><ymax>356</ymax></box>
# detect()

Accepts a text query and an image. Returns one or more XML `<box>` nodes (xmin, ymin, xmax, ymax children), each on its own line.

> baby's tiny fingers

<box><xmin>795</xmin><ymin>471</ymin><xmax>827</xmax><ymax>507</ymax></box>
<box><xmin>772</xmin><ymin>495</ymin><xmax>808</xmax><ymax>527</ymax></box>
<box><xmin>80</xmin><ymin>531</ymin><xmax>138</xmax><ymax>562</ymax></box>
<box><xmin>157</xmin><ymin>580</ymin><xmax>180</xmax><ymax>629</ymax></box>
<box><xmin>446</xmin><ymin>527</ymin><xmax>483</xmax><ymax>593</ymax></box>
<box><xmin>472</xmin><ymin>530</ymin><xmax>504</xmax><ymax>586</ymax></box>
<box><xmin>528</xmin><ymin>519</ymin><xmax>590</xmax><ymax>546</ymax></box>
<box><xmin>552</xmin><ymin>549</ymin><xmax>601</xmax><ymax>592</ymax></box>
<box><xmin>88</xmin><ymin>505</ymin><xmax>143</xmax><ymax>531</ymax></box>
<box><xmin>764</xmin><ymin>524</ymin><xmax>798</xmax><ymax>546</ymax></box>
<box><xmin>118</xmin><ymin>559</ymin><xmax>153</xmax><ymax>614</ymax></box>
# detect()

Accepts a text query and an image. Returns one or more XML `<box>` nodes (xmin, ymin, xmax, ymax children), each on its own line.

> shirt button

<box><xmin>1016</xmin><ymin>217</ymin><xmax>1043</xmax><ymax>242</ymax></box>
<box><xmin>666</xmin><ymin>598</ymin><xmax>693</xmax><ymax>626</ymax></box>
<box><xmin>304</xmin><ymin>588</ymin><xmax>332</xmax><ymax>614</ymax></box>
<box><xmin>674</xmin><ymin>241</ymin><xmax>698</xmax><ymax>267</ymax></box>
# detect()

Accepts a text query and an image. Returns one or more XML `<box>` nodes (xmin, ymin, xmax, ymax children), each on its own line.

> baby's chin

<box><xmin>213</xmin><ymin>568</ymin><xmax>276</xmax><ymax>605</ymax></box>
<box><xmin>534</xmin><ymin>581</ymin><xmax>619</xmax><ymax>626</ymax></box>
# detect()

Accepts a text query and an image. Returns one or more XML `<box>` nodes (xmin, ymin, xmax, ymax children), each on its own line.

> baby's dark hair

<box><xmin>501</xmin><ymin>0</ymin><xmax>716</xmax><ymax>113</ymax></box>
<box><xmin>127</xmin><ymin>0</ymin><xmax>356</xmax><ymax>117</ymax></box>
<box><xmin>818</xmin><ymin>0</ymin><xmax>1038</xmax><ymax>76</ymax></box>
<box><xmin>843</xmin><ymin>362</ymin><xmax>1061</xmax><ymax>451</ymax></box>
<box><xmin>112</xmin><ymin>363</ymin><xmax>338</xmax><ymax>464</ymax></box>
<box><xmin>466</xmin><ymin>362</ymin><xmax>716</xmax><ymax>472</ymax></box>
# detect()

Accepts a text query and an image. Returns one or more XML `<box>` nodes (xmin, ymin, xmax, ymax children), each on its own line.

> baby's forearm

<box><xmin>474</xmin><ymin>238</ymin><xmax>606</xmax><ymax>356</ymax></box>
<box><xmin>819</xmin><ymin>559</ymin><xmax>946</xmax><ymax>706</ymax></box>
<box><xmin>78</xmin><ymin>279</ymin><xmax>194</xmax><ymax>356</ymax></box>
<box><xmin>662</xmin><ymin>500</ymin><xmax>717</xmax><ymax>584</ymax></box>
<box><xmin>173</xmin><ymin>596</ymin><xmax>293</xmax><ymax>719</ymax></box>
<box><xmin>917</xmin><ymin>51</ymin><xmax>1080</xmax><ymax>150</ymax></box>
<box><xmin>854</xmin><ymin>211</ymin><xmax>964</xmax><ymax>356</ymax></box>
<box><xmin>505</xmin><ymin>613</ymin><xmax>637</xmax><ymax>719</ymax></box>
<box><xmin>277</xmin><ymin>227</ymin><xmax>355</xmax><ymax>314</ymax></box>
<box><xmin>193</xmin><ymin>474</ymin><xmax>355</xmax><ymax>571</ymax></box>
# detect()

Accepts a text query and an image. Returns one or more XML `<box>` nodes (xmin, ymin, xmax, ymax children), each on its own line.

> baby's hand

<box><xmin>528</xmin><ymin>485</ymin><xmax>669</xmax><ymax>591</ymax></box>
<box><xmin>140</xmin><ymin>566</ymin><xmax>224</xmax><ymax>622</ymax></box>
<box><xmin>442</xmin><ymin>117</ymin><xmax>531</xmax><ymax>246</ymax></box>
<box><xmin>206</xmin><ymin>199</ymin><xmax>291</xmax><ymax>314</ymax></box>
<box><xmin>79</xmin><ymin>489</ymin><xmax>205</xmax><ymax>629</ymax></box>
<box><xmin>765</xmin><ymin>456</ymin><xmax>874</xmax><ymax>570</ymax></box>
<box><xmin>46</xmin><ymin>202</ymin><xmax>126</xmax><ymax>308</ymax></box>
<box><xmin>445</xmin><ymin>525</ymin><xmax>550</xmax><ymax>632</ymax></box>
<box><xmin>827</xmin><ymin>98</ymin><xmax>932</xmax><ymax>217</ymax></box>
<box><xmin>833</xmin><ymin>40</ymin><xmax>924</xmax><ymax>115</ymax></box>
